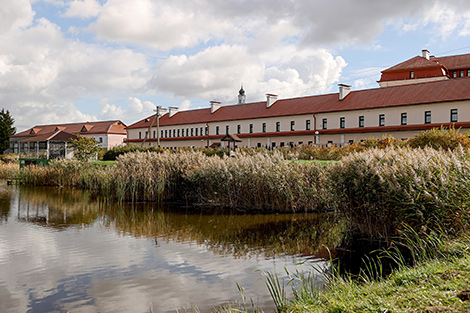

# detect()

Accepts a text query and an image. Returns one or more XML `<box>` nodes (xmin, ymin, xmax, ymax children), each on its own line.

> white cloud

<box><xmin>63</xmin><ymin>0</ymin><xmax>102</xmax><ymax>19</ymax></box>
<box><xmin>179</xmin><ymin>100</ymin><xmax>191</xmax><ymax>111</ymax></box>
<box><xmin>94</xmin><ymin>0</ymin><xmax>232</xmax><ymax>50</ymax></box>
<box><xmin>127</xmin><ymin>97</ymin><xmax>155</xmax><ymax>114</ymax></box>
<box><xmin>150</xmin><ymin>44</ymin><xmax>346</xmax><ymax>104</ymax></box>
<box><xmin>0</xmin><ymin>0</ymin><xmax>34</xmax><ymax>34</ymax></box>
<box><xmin>0</xmin><ymin>16</ymin><xmax>152</xmax><ymax>131</ymax></box>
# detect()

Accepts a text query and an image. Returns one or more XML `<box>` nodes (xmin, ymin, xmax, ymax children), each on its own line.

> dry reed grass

<box><xmin>331</xmin><ymin>146</ymin><xmax>470</xmax><ymax>239</ymax></box>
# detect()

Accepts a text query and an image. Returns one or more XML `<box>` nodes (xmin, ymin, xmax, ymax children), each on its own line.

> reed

<box><xmin>330</xmin><ymin>146</ymin><xmax>470</xmax><ymax>239</ymax></box>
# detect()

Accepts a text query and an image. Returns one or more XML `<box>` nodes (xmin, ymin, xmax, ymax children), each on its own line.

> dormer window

<box><xmin>29</xmin><ymin>127</ymin><xmax>40</xmax><ymax>134</ymax></box>
<box><xmin>410</xmin><ymin>71</ymin><xmax>414</xmax><ymax>78</ymax></box>
<box><xmin>81</xmin><ymin>126</ymin><xmax>87</xmax><ymax>132</ymax></box>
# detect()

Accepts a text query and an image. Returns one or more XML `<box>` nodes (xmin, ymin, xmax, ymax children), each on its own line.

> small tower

<box><xmin>238</xmin><ymin>84</ymin><xmax>246</xmax><ymax>104</ymax></box>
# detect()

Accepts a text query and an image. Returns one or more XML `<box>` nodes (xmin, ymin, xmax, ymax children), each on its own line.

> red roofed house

<box><xmin>10</xmin><ymin>120</ymin><xmax>127</xmax><ymax>161</ymax></box>
<box><xmin>126</xmin><ymin>50</ymin><xmax>470</xmax><ymax>148</ymax></box>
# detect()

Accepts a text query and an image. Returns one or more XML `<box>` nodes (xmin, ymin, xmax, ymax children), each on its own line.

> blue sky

<box><xmin>2</xmin><ymin>0</ymin><xmax>470</xmax><ymax>131</ymax></box>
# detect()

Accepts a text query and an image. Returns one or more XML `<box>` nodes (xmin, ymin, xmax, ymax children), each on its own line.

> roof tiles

<box><xmin>13</xmin><ymin>120</ymin><xmax>127</xmax><ymax>138</ymax></box>
<box><xmin>127</xmin><ymin>78</ymin><xmax>470</xmax><ymax>129</ymax></box>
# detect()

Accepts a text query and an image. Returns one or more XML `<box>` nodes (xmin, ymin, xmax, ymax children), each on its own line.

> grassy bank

<box><xmin>217</xmin><ymin>230</ymin><xmax>470</xmax><ymax>313</ymax></box>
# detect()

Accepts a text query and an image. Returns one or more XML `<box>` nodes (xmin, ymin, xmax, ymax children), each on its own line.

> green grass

<box><xmin>219</xmin><ymin>234</ymin><xmax>470</xmax><ymax>313</ymax></box>
<box><xmin>289</xmin><ymin>244</ymin><xmax>470</xmax><ymax>313</ymax></box>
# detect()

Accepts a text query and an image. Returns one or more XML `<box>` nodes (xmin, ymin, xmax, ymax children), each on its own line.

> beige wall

<box><xmin>316</xmin><ymin>101</ymin><xmax>470</xmax><ymax>129</ymax></box>
<box><xmin>82</xmin><ymin>133</ymin><xmax>126</xmax><ymax>149</ymax></box>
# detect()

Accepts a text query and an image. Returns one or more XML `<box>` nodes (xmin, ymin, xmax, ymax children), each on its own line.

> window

<box><xmin>139</xmin><ymin>132</ymin><xmax>142</xmax><ymax>139</ymax></box>
<box><xmin>322</xmin><ymin>118</ymin><xmax>327</xmax><ymax>129</ymax></box>
<box><xmin>161</xmin><ymin>130</ymin><xmax>164</xmax><ymax>138</ymax></box>
<box><xmin>307</xmin><ymin>141</ymin><xmax>313</xmax><ymax>145</ymax></box>
<box><xmin>461</xmin><ymin>70</ymin><xmax>465</xmax><ymax>77</ymax></box>
<box><xmin>276</xmin><ymin>122</ymin><xmax>280</xmax><ymax>132</ymax></box>
<box><xmin>257</xmin><ymin>143</ymin><xmax>261</xmax><ymax>148</ymax></box>
<box><xmin>186</xmin><ymin>129</ymin><xmax>189</xmax><ymax>136</ymax></box>
<box><xmin>173</xmin><ymin>129</ymin><xmax>176</xmax><ymax>137</ymax></box>
<box><xmin>165</xmin><ymin>130</ymin><xmax>168</xmax><ymax>137</ymax></box>
<box><xmin>290</xmin><ymin>121</ymin><xmax>295</xmax><ymax>131</ymax></box>
<box><xmin>262</xmin><ymin>123</ymin><xmax>266</xmax><ymax>132</ymax></box>
<box><xmin>145</xmin><ymin>131</ymin><xmax>148</xmax><ymax>138</ymax></box>
<box><xmin>226</xmin><ymin>125</ymin><xmax>229</xmax><ymax>134</ymax></box>
<box><xmin>272</xmin><ymin>142</ymin><xmax>276</xmax><ymax>148</ymax></box>
<box><xmin>425</xmin><ymin>111</ymin><xmax>431</xmax><ymax>124</ymax></box>
<box><xmin>195</xmin><ymin>128</ymin><xmax>198</xmax><ymax>136</ymax></box>
<box><xmin>467</xmin><ymin>70</ymin><xmax>470</xmax><ymax>77</ymax></box>
<box><xmin>379</xmin><ymin>114</ymin><xmax>385</xmax><ymax>127</ymax></box>
<box><xmin>401</xmin><ymin>113</ymin><xmax>407</xmax><ymax>125</ymax></box>
<box><xmin>200</xmin><ymin>127</ymin><xmax>203</xmax><ymax>136</ymax></box>
<box><xmin>340</xmin><ymin>117</ymin><xmax>345</xmax><ymax>129</ymax></box>
<box><xmin>216</xmin><ymin>126</ymin><xmax>219</xmax><ymax>135</ymax></box>
<box><xmin>99</xmin><ymin>137</ymin><xmax>103</xmax><ymax>143</ymax></box>
<box><xmin>349</xmin><ymin>139</ymin><xmax>354</xmax><ymax>144</ymax></box>
<box><xmin>306</xmin><ymin>120</ymin><xmax>311</xmax><ymax>130</ymax></box>
<box><xmin>191</xmin><ymin>128</ymin><xmax>194</xmax><ymax>136</ymax></box>
<box><xmin>205</xmin><ymin>127</ymin><xmax>208</xmax><ymax>135</ymax></box>
<box><xmin>237</xmin><ymin>125</ymin><xmax>241</xmax><ymax>134</ymax></box>
<box><xmin>280</xmin><ymin>142</ymin><xmax>285</xmax><ymax>147</ymax></box>
<box><xmin>298</xmin><ymin>141</ymin><xmax>303</xmax><ymax>145</ymax></box>
<box><xmin>453</xmin><ymin>71</ymin><xmax>457</xmax><ymax>78</ymax></box>
<box><xmin>249</xmin><ymin>124</ymin><xmax>253</xmax><ymax>133</ymax></box>
<box><xmin>359</xmin><ymin>116</ymin><xmax>364</xmax><ymax>127</ymax></box>
<box><xmin>451</xmin><ymin>109</ymin><xmax>458</xmax><ymax>122</ymax></box>
<box><xmin>410</xmin><ymin>71</ymin><xmax>414</xmax><ymax>78</ymax></box>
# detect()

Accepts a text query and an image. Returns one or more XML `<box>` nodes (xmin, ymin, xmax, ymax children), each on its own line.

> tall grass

<box><xmin>330</xmin><ymin>146</ymin><xmax>470</xmax><ymax>239</ymax></box>
<box><xmin>16</xmin><ymin>150</ymin><xmax>332</xmax><ymax>212</ymax></box>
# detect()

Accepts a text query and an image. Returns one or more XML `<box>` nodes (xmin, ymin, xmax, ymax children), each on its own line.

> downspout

<box><xmin>206</xmin><ymin>122</ymin><xmax>210</xmax><ymax>148</ymax></box>
<box><xmin>313</xmin><ymin>114</ymin><xmax>317</xmax><ymax>145</ymax></box>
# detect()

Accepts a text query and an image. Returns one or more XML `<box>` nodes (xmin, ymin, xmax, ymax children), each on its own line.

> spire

<box><xmin>238</xmin><ymin>84</ymin><xmax>246</xmax><ymax>104</ymax></box>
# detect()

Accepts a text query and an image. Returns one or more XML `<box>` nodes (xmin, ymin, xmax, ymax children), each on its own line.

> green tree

<box><xmin>0</xmin><ymin>109</ymin><xmax>16</xmax><ymax>154</ymax></box>
<box><xmin>70</xmin><ymin>135</ymin><xmax>101</xmax><ymax>161</ymax></box>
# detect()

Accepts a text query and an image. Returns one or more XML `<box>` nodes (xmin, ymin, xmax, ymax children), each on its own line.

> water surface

<box><xmin>0</xmin><ymin>183</ymin><xmax>341</xmax><ymax>312</ymax></box>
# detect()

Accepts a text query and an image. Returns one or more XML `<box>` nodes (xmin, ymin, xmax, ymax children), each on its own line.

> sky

<box><xmin>2</xmin><ymin>0</ymin><xmax>470</xmax><ymax>132</ymax></box>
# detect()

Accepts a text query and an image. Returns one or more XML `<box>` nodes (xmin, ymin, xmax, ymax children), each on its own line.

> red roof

<box><xmin>433</xmin><ymin>53</ymin><xmax>470</xmax><ymax>70</ymax></box>
<box><xmin>18</xmin><ymin>130</ymin><xmax>79</xmax><ymax>142</ymax></box>
<box><xmin>382</xmin><ymin>56</ymin><xmax>443</xmax><ymax>73</ymax></box>
<box><xmin>13</xmin><ymin>120</ymin><xmax>127</xmax><ymax>138</ymax></box>
<box><xmin>127</xmin><ymin>78</ymin><xmax>470</xmax><ymax>128</ymax></box>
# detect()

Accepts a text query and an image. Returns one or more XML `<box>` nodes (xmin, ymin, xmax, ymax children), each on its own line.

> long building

<box><xmin>126</xmin><ymin>50</ymin><xmax>470</xmax><ymax>148</ymax></box>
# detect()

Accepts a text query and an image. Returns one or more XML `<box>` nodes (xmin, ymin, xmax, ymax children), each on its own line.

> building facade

<box><xmin>126</xmin><ymin>51</ymin><xmax>470</xmax><ymax>148</ymax></box>
<box><xmin>10</xmin><ymin>120</ymin><xmax>127</xmax><ymax>157</ymax></box>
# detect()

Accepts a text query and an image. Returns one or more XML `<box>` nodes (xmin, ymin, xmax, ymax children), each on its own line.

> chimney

<box><xmin>338</xmin><ymin>84</ymin><xmax>351</xmax><ymax>100</ymax></box>
<box><xmin>266</xmin><ymin>94</ymin><xmax>278</xmax><ymax>108</ymax></box>
<box><xmin>210</xmin><ymin>101</ymin><xmax>221</xmax><ymax>113</ymax></box>
<box><xmin>169</xmin><ymin>107</ymin><xmax>178</xmax><ymax>117</ymax></box>
<box><xmin>422</xmin><ymin>49</ymin><xmax>430</xmax><ymax>60</ymax></box>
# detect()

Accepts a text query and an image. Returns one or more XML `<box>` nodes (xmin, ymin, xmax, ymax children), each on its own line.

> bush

<box><xmin>102</xmin><ymin>144</ymin><xmax>165</xmax><ymax>160</ymax></box>
<box><xmin>407</xmin><ymin>126</ymin><xmax>470</xmax><ymax>150</ymax></box>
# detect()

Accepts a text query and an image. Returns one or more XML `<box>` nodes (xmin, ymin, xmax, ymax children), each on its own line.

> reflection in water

<box><xmin>0</xmin><ymin>183</ymin><xmax>344</xmax><ymax>313</ymax></box>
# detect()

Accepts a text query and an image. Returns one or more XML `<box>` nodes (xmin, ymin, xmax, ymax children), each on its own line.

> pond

<box><xmin>0</xmin><ymin>182</ymin><xmax>343</xmax><ymax>312</ymax></box>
